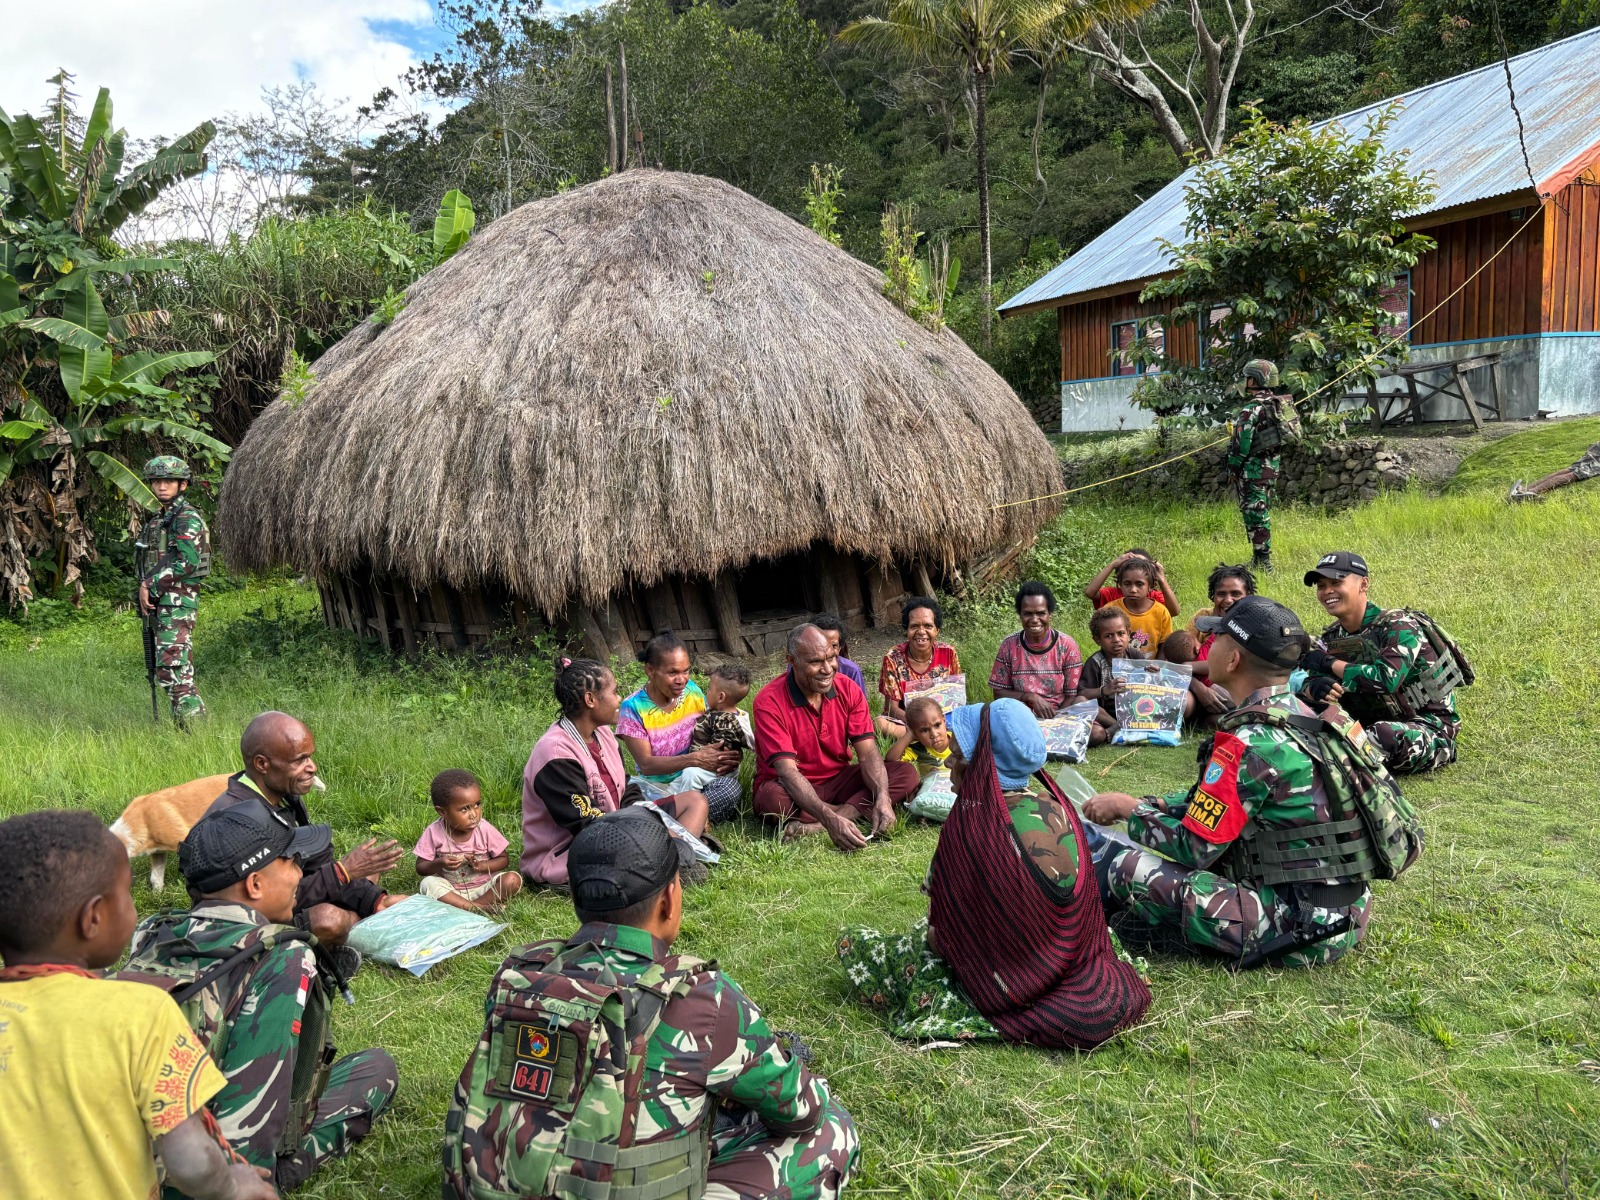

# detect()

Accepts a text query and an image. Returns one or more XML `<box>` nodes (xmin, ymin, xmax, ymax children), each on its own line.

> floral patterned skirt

<box><xmin>836</xmin><ymin>918</ymin><xmax>999</xmax><ymax>1041</ymax></box>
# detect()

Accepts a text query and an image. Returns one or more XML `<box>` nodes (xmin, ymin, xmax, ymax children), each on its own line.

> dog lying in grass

<box><xmin>112</xmin><ymin>773</ymin><xmax>328</xmax><ymax>890</ymax></box>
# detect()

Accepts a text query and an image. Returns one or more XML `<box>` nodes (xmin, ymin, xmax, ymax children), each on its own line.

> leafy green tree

<box><xmin>1135</xmin><ymin>106</ymin><xmax>1436</xmax><ymax>424</ymax></box>
<box><xmin>841</xmin><ymin>0</ymin><xmax>1155</xmax><ymax>350</ymax></box>
<box><xmin>0</xmin><ymin>79</ymin><xmax>223</xmax><ymax>608</ymax></box>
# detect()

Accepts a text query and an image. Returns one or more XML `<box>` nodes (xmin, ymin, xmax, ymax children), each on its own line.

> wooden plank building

<box><xmin>1000</xmin><ymin>29</ymin><xmax>1600</xmax><ymax>431</ymax></box>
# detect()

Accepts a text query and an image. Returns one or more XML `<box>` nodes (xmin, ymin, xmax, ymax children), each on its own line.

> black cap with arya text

<box><xmin>1193</xmin><ymin>595</ymin><xmax>1310</xmax><ymax>669</ymax></box>
<box><xmin>1303</xmin><ymin>550</ymin><xmax>1369</xmax><ymax>586</ymax></box>
<box><xmin>179</xmin><ymin>798</ymin><xmax>331</xmax><ymax>895</ymax></box>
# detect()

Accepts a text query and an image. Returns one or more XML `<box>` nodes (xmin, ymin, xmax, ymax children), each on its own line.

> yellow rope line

<box><xmin>992</xmin><ymin>199</ymin><xmax>1550</xmax><ymax>512</ymax></box>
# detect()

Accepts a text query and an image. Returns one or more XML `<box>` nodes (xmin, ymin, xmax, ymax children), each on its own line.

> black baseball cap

<box><xmin>569</xmin><ymin>807</ymin><xmax>682</xmax><ymax>913</ymax></box>
<box><xmin>1303</xmin><ymin>551</ymin><xmax>1369</xmax><ymax>586</ymax></box>
<box><xmin>179</xmin><ymin>798</ymin><xmax>331</xmax><ymax>894</ymax></box>
<box><xmin>1193</xmin><ymin>595</ymin><xmax>1310</xmax><ymax>669</ymax></box>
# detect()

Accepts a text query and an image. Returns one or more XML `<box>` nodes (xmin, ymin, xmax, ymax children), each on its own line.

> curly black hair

<box><xmin>637</xmin><ymin>629</ymin><xmax>687</xmax><ymax>668</ymax></box>
<box><xmin>1015</xmin><ymin>580</ymin><xmax>1057</xmax><ymax>613</ymax></box>
<box><xmin>1114</xmin><ymin>556</ymin><xmax>1156</xmax><ymax>585</ymax></box>
<box><xmin>430</xmin><ymin>768</ymin><xmax>480</xmax><ymax>809</ymax></box>
<box><xmin>1089</xmin><ymin>606</ymin><xmax>1130</xmax><ymax>637</ymax></box>
<box><xmin>553</xmin><ymin>657</ymin><xmax>612</xmax><ymax>719</ymax></box>
<box><xmin>709</xmin><ymin>662</ymin><xmax>751</xmax><ymax>687</ymax></box>
<box><xmin>0</xmin><ymin>810</ymin><xmax>123</xmax><ymax>954</ymax></box>
<box><xmin>901</xmin><ymin>596</ymin><xmax>943</xmax><ymax>630</ymax></box>
<box><xmin>1207</xmin><ymin>562</ymin><xmax>1257</xmax><ymax>598</ymax></box>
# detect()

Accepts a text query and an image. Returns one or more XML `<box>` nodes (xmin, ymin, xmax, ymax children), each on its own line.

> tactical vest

<box><xmin>443</xmin><ymin>938</ymin><xmax>713</xmax><ymax>1200</ymax></box>
<box><xmin>1210</xmin><ymin>703</ymin><xmax>1423</xmax><ymax>888</ymax></box>
<box><xmin>117</xmin><ymin>911</ymin><xmax>333</xmax><ymax>1159</ymax></box>
<box><xmin>1326</xmin><ymin>608</ymin><xmax>1473</xmax><ymax>721</ymax></box>
<box><xmin>1231</xmin><ymin>391</ymin><xmax>1303</xmax><ymax>459</ymax></box>
<box><xmin>138</xmin><ymin>498</ymin><xmax>212</xmax><ymax>586</ymax></box>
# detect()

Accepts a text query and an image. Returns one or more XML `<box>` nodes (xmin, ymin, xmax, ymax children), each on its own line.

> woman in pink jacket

<box><xmin>521</xmin><ymin>657</ymin><xmax>709</xmax><ymax>887</ymax></box>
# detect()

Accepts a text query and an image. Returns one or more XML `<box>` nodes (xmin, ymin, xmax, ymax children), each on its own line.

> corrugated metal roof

<box><xmin>1000</xmin><ymin>26</ymin><xmax>1600</xmax><ymax>314</ymax></box>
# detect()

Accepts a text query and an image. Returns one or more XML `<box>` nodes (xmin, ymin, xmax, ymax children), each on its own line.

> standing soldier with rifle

<box><xmin>1227</xmin><ymin>359</ymin><xmax>1302</xmax><ymax>575</ymax></box>
<box><xmin>135</xmin><ymin>456</ymin><xmax>210</xmax><ymax>723</ymax></box>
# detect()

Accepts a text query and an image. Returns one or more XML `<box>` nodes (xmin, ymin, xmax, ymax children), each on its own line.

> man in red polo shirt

<box><xmin>753</xmin><ymin>624</ymin><xmax>919</xmax><ymax>850</ymax></box>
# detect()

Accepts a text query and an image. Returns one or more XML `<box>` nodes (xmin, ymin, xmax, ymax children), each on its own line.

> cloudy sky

<box><xmin>2</xmin><ymin>1</ymin><xmax>575</xmax><ymax>137</ymax></box>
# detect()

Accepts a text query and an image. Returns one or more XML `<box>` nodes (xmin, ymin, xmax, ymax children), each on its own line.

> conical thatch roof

<box><xmin>219</xmin><ymin>171</ymin><xmax>1062</xmax><ymax>614</ymax></box>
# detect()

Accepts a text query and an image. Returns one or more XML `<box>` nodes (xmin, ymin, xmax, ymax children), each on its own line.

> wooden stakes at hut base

<box><xmin>218</xmin><ymin>171</ymin><xmax>1063</xmax><ymax>657</ymax></box>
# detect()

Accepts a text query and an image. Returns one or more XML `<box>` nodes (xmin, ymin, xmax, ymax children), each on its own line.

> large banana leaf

<box><xmin>80</xmin><ymin>89</ymin><xmax>114</xmax><ymax>166</ymax></box>
<box><xmin>0</xmin><ymin>419</ymin><xmax>45</xmax><ymax>439</ymax></box>
<box><xmin>58</xmin><ymin>276</ymin><xmax>113</xmax><ymax>402</ymax></box>
<box><xmin>1</xmin><ymin>113</ymin><xmax>72</xmax><ymax>219</ymax></box>
<box><xmin>112</xmin><ymin>350</ymin><xmax>215</xmax><ymax>385</ymax></box>
<box><xmin>96</xmin><ymin>121</ymin><xmax>214</xmax><ymax>233</ymax></box>
<box><xmin>87</xmin><ymin>450</ymin><xmax>158</xmax><ymax>510</ymax></box>
<box><xmin>99</xmin><ymin>416</ymin><xmax>231</xmax><ymax>457</ymax></box>
<box><xmin>14</xmin><ymin>315</ymin><xmax>106</xmax><ymax>351</ymax></box>
<box><xmin>433</xmin><ymin>190</ymin><xmax>476</xmax><ymax>259</ymax></box>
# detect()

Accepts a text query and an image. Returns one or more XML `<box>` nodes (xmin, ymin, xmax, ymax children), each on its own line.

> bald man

<box><xmin>204</xmin><ymin>711</ymin><xmax>404</xmax><ymax>941</ymax></box>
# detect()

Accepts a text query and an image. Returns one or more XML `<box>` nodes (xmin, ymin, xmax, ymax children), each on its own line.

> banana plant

<box><xmin>433</xmin><ymin>189</ymin><xmax>476</xmax><ymax>259</ymax></box>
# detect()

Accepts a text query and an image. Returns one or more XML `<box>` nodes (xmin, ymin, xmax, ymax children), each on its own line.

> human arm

<box><xmin>157</xmin><ymin>1115</ymin><xmax>277</xmax><ymax>1200</ymax></box>
<box><xmin>1314</xmin><ymin>618</ymin><xmax>1419</xmax><ymax>695</ymax></box>
<box><xmin>772</xmin><ymin>756</ymin><xmax>867</xmax><ymax>850</ymax></box>
<box><xmin>1188</xmin><ymin>674</ymin><xmax>1229</xmax><ymax>715</ymax></box>
<box><xmin>531</xmin><ymin>758</ymin><xmax>610</xmax><ymax>834</ymax></box>
<box><xmin>1153</xmin><ymin>563</ymin><xmax>1181</xmax><ymax>618</ymax></box>
<box><xmin>293</xmin><ymin>834</ymin><xmax>387</xmax><ymax>918</ymax></box>
<box><xmin>1083</xmin><ymin>553</ymin><xmax>1129</xmax><ymax>604</ymax></box>
<box><xmin>698</xmin><ymin>976</ymin><xmax>831</xmax><ymax>1136</ymax></box>
<box><xmin>988</xmin><ymin>637</ymin><xmax>1057</xmax><ymax>717</ymax></box>
<box><xmin>619</xmin><ymin>733</ymin><xmax>739</xmax><ymax>778</ymax></box>
<box><xmin>146</xmin><ymin>508</ymin><xmax>209</xmax><ymax>595</ymax></box>
<box><xmin>990</xmin><ymin>684</ymin><xmax>1055</xmax><ymax>718</ymax></box>
<box><xmin>886</xmin><ymin>725</ymin><xmax>917</xmax><ymax>763</ymax></box>
<box><xmin>853</xmin><ymin>735</ymin><xmax>896</xmax><ymax>836</ymax></box>
<box><xmin>1121</xmin><ymin>729</ymin><xmax>1271</xmax><ymax>869</ymax></box>
<box><xmin>878</xmin><ymin>653</ymin><xmax>907</xmax><ymax>722</ymax></box>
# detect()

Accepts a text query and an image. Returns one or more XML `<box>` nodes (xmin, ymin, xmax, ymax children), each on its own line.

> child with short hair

<box><xmin>1103</xmin><ymin>557</ymin><xmax>1173</xmax><ymax>657</ymax></box>
<box><xmin>415</xmin><ymin>769</ymin><xmax>522</xmax><ymax>912</ymax></box>
<box><xmin>1083</xmin><ymin>547</ymin><xmax>1180</xmax><ymax>617</ymax></box>
<box><xmin>1078</xmin><ymin>607</ymin><xmax>1143</xmax><ymax>745</ymax></box>
<box><xmin>689</xmin><ymin>663</ymin><xmax>755</xmax><ymax>754</ymax></box>
<box><xmin>888</xmin><ymin>695</ymin><xmax>953</xmax><ymax>770</ymax></box>
<box><xmin>0</xmin><ymin>810</ymin><xmax>274</xmax><ymax>1200</ymax></box>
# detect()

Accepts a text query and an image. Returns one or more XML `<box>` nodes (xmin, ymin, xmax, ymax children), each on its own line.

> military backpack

<box><xmin>1232</xmin><ymin>391</ymin><xmax>1304</xmax><ymax>459</ymax></box>
<box><xmin>118</xmin><ymin>911</ymin><xmax>333</xmax><ymax>1158</ymax></box>
<box><xmin>1215</xmin><ymin>702</ymin><xmax>1424</xmax><ymax>885</ymax></box>
<box><xmin>442</xmin><ymin>937</ymin><xmax>713</xmax><ymax>1200</ymax></box>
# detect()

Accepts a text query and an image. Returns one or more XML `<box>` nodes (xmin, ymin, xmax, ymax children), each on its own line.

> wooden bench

<box><xmin>1361</xmin><ymin>353</ymin><xmax>1504</xmax><ymax>430</ymax></box>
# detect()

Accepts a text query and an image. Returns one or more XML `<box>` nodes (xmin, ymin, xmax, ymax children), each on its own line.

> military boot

<box><xmin>1252</xmin><ymin>549</ymin><xmax>1274</xmax><ymax>574</ymax></box>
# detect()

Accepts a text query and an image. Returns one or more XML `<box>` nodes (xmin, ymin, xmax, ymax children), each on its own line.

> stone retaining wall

<box><xmin>1060</xmin><ymin>436</ymin><xmax>1412</xmax><ymax>509</ymax></box>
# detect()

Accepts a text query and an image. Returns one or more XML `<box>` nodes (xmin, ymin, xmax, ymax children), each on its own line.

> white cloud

<box><xmin>3</xmin><ymin>1</ymin><xmax>438</xmax><ymax>138</ymax></box>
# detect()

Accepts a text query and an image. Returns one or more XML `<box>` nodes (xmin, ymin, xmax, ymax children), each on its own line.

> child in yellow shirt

<box><xmin>1103</xmin><ymin>556</ymin><xmax>1173</xmax><ymax>656</ymax></box>
<box><xmin>889</xmin><ymin>695</ymin><xmax>954</xmax><ymax>772</ymax></box>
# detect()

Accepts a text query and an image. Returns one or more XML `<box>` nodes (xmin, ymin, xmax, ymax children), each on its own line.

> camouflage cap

<box><xmin>1242</xmin><ymin>360</ymin><xmax>1279</xmax><ymax>388</ymax></box>
<box><xmin>142</xmin><ymin>455</ymin><xmax>191</xmax><ymax>481</ymax></box>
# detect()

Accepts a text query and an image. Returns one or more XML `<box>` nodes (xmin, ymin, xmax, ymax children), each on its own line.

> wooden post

<box><xmin>712</xmin><ymin>570</ymin><xmax>744</xmax><ymax>655</ymax></box>
<box><xmin>913</xmin><ymin>560</ymin><xmax>936</xmax><ymax>600</ymax></box>
<box><xmin>604</xmin><ymin>64</ymin><xmax>618</xmax><ymax>173</ymax></box>
<box><xmin>817</xmin><ymin>549</ymin><xmax>842</xmax><ymax>617</ymax></box>
<box><xmin>394</xmin><ymin>584</ymin><xmax>420</xmax><ymax>659</ymax></box>
<box><xmin>643</xmin><ymin>580</ymin><xmax>685</xmax><ymax>634</ymax></box>
<box><xmin>618</xmin><ymin>44</ymin><xmax>630</xmax><ymax>171</ymax></box>
<box><xmin>370</xmin><ymin>579</ymin><xmax>395</xmax><ymax>652</ymax></box>
<box><xmin>575</xmin><ymin>604</ymin><xmax>612</xmax><ymax>662</ymax></box>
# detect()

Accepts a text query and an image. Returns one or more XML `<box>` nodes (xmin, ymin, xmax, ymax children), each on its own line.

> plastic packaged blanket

<box><xmin>346</xmin><ymin>895</ymin><xmax>507</xmax><ymax>976</ymax></box>
<box><xmin>907</xmin><ymin>674</ymin><xmax>968</xmax><ymax>714</ymax></box>
<box><xmin>1111</xmin><ymin>659</ymin><xmax>1192</xmax><ymax>747</ymax></box>
<box><xmin>1037</xmin><ymin>700</ymin><xmax>1099</xmax><ymax>762</ymax></box>
<box><xmin>907</xmin><ymin>767</ymin><xmax>958</xmax><ymax>822</ymax></box>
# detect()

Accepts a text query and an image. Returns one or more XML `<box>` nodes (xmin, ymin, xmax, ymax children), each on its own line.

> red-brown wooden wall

<box><xmin>1543</xmin><ymin>173</ymin><xmax>1600</xmax><ymax>333</ymax></box>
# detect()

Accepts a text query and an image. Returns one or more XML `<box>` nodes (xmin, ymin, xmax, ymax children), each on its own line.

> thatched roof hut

<box><xmin>219</xmin><ymin>170</ymin><xmax>1061</xmax><ymax>657</ymax></box>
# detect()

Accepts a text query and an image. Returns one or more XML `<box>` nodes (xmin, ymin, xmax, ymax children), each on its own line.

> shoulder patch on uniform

<box><xmin>1182</xmin><ymin>730</ymin><xmax>1248</xmax><ymax>844</ymax></box>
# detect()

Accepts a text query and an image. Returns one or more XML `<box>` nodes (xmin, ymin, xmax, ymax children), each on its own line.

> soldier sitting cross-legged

<box><xmin>1084</xmin><ymin>596</ymin><xmax>1414</xmax><ymax>969</ymax></box>
<box><xmin>119</xmin><ymin>799</ymin><xmax>398</xmax><ymax>1191</ymax></box>
<box><xmin>444</xmin><ymin>806</ymin><xmax>860</xmax><ymax>1200</ymax></box>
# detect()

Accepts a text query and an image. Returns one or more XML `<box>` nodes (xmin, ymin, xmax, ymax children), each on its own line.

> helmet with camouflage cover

<box><xmin>1242</xmin><ymin>359</ymin><xmax>1279</xmax><ymax>389</ymax></box>
<box><xmin>142</xmin><ymin>455</ymin><xmax>191</xmax><ymax>481</ymax></box>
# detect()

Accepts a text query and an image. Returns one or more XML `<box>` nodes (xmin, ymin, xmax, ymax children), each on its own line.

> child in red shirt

<box><xmin>1083</xmin><ymin>547</ymin><xmax>1181</xmax><ymax>617</ymax></box>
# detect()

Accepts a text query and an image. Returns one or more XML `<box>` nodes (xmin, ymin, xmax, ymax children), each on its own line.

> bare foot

<box><xmin>781</xmin><ymin>820</ymin><xmax>828</xmax><ymax>843</ymax></box>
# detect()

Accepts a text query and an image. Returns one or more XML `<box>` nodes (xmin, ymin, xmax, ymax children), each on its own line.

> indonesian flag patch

<box><xmin>1182</xmin><ymin>731</ymin><xmax>1248</xmax><ymax>843</ymax></box>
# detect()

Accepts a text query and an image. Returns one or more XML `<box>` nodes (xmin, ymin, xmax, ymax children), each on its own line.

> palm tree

<box><xmin>842</xmin><ymin>0</ymin><xmax>1155</xmax><ymax>350</ymax></box>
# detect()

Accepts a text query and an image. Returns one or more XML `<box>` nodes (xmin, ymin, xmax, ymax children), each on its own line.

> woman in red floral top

<box><xmin>877</xmin><ymin>596</ymin><xmax>961</xmax><ymax>736</ymax></box>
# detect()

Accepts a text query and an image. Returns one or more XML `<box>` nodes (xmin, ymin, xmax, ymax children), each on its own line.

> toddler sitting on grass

<box><xmin>414</xmin><ymin>769</ymin><xmax>522</xmax><ymax>912</ymax></box>
<box><xmin>888</xmin><ymin>695</ymin><xmax>953</xmax><ymax>771</ymax></box>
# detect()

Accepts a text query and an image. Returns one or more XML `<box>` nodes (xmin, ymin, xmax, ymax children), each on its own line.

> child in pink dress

<box><xmin>414</xmin><ymin>769</ymin><xmax>522</xmax><ymax>911</ymax></box>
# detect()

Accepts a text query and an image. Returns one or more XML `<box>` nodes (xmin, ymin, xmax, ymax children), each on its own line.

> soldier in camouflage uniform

<box><xmin>120</xmin><ymin>800</ymin><xmax>397</xmax><ymax>1190</ymax></box>
<box><xmin>1227</xmin><ymin>359</ymin><xmax>1296</xmax><ymax>574</ymax></box>
<box><xmin>1085</xmin><ymin>597</ymin><xmax>1384</xmax><ymax>969</ymax></box>
<box><xmin>446</xmin><ymin>807</ymin><xmax>858</xmax><ymax>1200</ymax></box>
<box><xmin>1301</xmin><ymin>551</ymin><xmax>1460</xmax><ymax>774</ymax></box>
<box><xmin>137</xmin><ymin>455</ymin><xmax>210</xmax><ymax>720</ymax></box>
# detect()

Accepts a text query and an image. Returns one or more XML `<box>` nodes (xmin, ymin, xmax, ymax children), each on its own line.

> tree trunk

<box><xmin>975</xmin><ymin>72</ymin><xmax>993</xmax><ymax>354</ymax></box>
<box><xmin>619</xmin><ymin>43</ymin><xmax>630</xmax><ymax>172</ymax></box>
<box><xmin>605</xmin><ymin>64</ymin><xmax>618</xmax><ymax>173</ymax></box>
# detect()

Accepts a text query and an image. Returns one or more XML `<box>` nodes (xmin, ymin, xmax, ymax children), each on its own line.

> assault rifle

<box><xmin>133</xmin><ymin>531</ymin><xmax>160</xmax><ymax>723</ymax></box>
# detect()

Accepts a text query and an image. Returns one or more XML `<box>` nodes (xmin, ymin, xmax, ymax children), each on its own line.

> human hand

<box><xmin>1023</xmin><ymin>692</ymin><xmax>1056</xmax><ymax>719</ymax></box>
<box><xmin>226</xmin><ymin>1162</ymin><xmax>279</xmax><ymax>1200</ymax></box>
<box><xmin>138</xmin><ymin>582</ymin><xmax>152</xmax><ymax>615</ymax></box>
<box><xmin>1083</xmin><ymin>792</ymin><xmax>1140</xmax><ymax>824</ymax></box>
<box><xmin>340</xmin><ymin>838</ymin><xmax>403</xmax><ymax>880</ymax></box>
<box><xmin>1102</xmin><ymin>674</ymin><xmax>1123</xmax><ymax>698</ymax></box>
<box><xmin>869</xmin><ymin>795</ymin><xmax>897</xmax><ymax>837</ymax></box>
<box><xmin>820</xmin><ymin>809</ymin><xmax>869</xmax><ymax>852</ymax></box>
<box><xmin>1112</xmin><ymin>551</ymin><xmax>1133</xmax><ymax>567</ymax></box>
<box><xmin>441</xmin><ymin>852</ymin><xmax>467</xmax><ymax>870</ymax></box>
<box><xmin>1301</xmin><ymin>649</ymin><xmax>1338</xmax><ymax>677</ymax></box>
<box><xmin>1198</xmin><ymin>685</ymin><xmax>1230</xmax><ymax>715</ymax></box>
<box><xmin>1305</xmin><ymin>675</ymin><xmax>1343</xmax><ymax>704</ymax></box>
<box><xmin>714</xmin><ymin>749</ymin><xmax>743</xmax><ymax>775</ymax></box>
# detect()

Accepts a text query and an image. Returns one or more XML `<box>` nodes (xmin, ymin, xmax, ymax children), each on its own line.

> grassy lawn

<box><xmin>3</xmin><ymin>449</ymin><xmax>1598</xmax><ymax>1198</ymax></box>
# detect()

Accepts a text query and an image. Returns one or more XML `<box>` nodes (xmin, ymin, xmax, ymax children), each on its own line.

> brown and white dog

<box><xmin>111</xmin><ymin>772</ymin><xmax>327</xmax><ymax>890</ymax></box>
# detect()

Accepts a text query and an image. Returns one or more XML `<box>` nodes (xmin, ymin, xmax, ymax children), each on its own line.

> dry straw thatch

<box><xmin>219</xmin><ymin>171</ymin><xmax>1062</xmax><ymax>615</ymax></box>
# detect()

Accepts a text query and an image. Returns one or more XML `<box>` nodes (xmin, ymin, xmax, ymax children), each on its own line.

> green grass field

<box><xmin>3</xmin><ymin>429</ymin><xmax>1599</xmax><ymax>1199</ymax></box>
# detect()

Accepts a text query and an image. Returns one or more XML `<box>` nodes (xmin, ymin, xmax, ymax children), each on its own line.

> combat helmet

<box><xmin>142</xmin><ymin>455</ymin><xmax>191</xmax><ymax>481</ymax></box>
<box><xmin>1242</xmin><ymin>359</ymin><xmax>1280</xmax><ymax>388</ymax></box>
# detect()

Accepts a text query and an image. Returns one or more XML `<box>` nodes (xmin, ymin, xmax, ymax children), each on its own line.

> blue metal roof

<box><xmin>1001</xmin><ymin>26</ymin><xmax>1600</xmax><ymax>314</ymax></box>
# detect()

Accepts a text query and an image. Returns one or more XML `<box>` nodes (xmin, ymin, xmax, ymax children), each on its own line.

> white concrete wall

<box><xmin>1058</xmin><ymin>335</ymin><xmax>1600</xmax><ymax>431</ymax></box>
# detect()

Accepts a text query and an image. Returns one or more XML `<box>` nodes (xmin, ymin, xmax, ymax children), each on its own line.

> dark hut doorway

<box><xmin>733</xmin><ymin>550</ymin><xmax>819</xmax><ymax>624</ymax></box>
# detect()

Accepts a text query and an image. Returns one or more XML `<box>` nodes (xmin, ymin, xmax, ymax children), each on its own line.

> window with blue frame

<box><xmin>1110</xmin><ymin>317</ymin><xmax>1164</xmax><ymax>376</ymax></box>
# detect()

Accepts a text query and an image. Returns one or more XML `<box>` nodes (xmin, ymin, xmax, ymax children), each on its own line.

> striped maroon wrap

<box><xmin>927</xmin><ymin>705</ymin><xmax>1151</xmax><ymax>1049</ymax></box>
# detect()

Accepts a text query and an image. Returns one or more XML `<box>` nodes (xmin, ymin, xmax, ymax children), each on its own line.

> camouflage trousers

<box><xmin>705</xmin><ymin>1095</ymin><xmax>859</xmax><ymax>1200</ymax></box>
<box><xmin>276</xmin><ymin>1048</ymin><xmax>398</xmax><ymax>1189</ymax></box>
<box><xmin>1107</xmin><ymin>848</ymin><xmax>1370</xmax><ymax>968</ymax></box>
<box><xmin>1368</xmin><ymin>716</ymin><xmax>1456</xmax><ymax>775</ymax></box>
<box><xmin>1231</xmin><ymin>455</ymin><xmax>1279</xmax><ymax>555</ymax></box>
<box><xmin>153</xmin><ymin>597</ymin><xmax>205</xmax><ymax>719</ymax></box>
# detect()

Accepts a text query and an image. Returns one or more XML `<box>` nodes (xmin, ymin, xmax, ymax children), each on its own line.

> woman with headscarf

<box><xmin>838</xmin><ymin>699</ymin><xmax>1150</xmax><ymax>1048</ymax></box>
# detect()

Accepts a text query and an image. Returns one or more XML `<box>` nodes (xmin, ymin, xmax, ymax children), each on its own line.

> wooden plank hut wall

<box><xmin>1544</xmin><ymin>173</ymin><xmax>1600</xmax><ymax>332</ymax></box>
